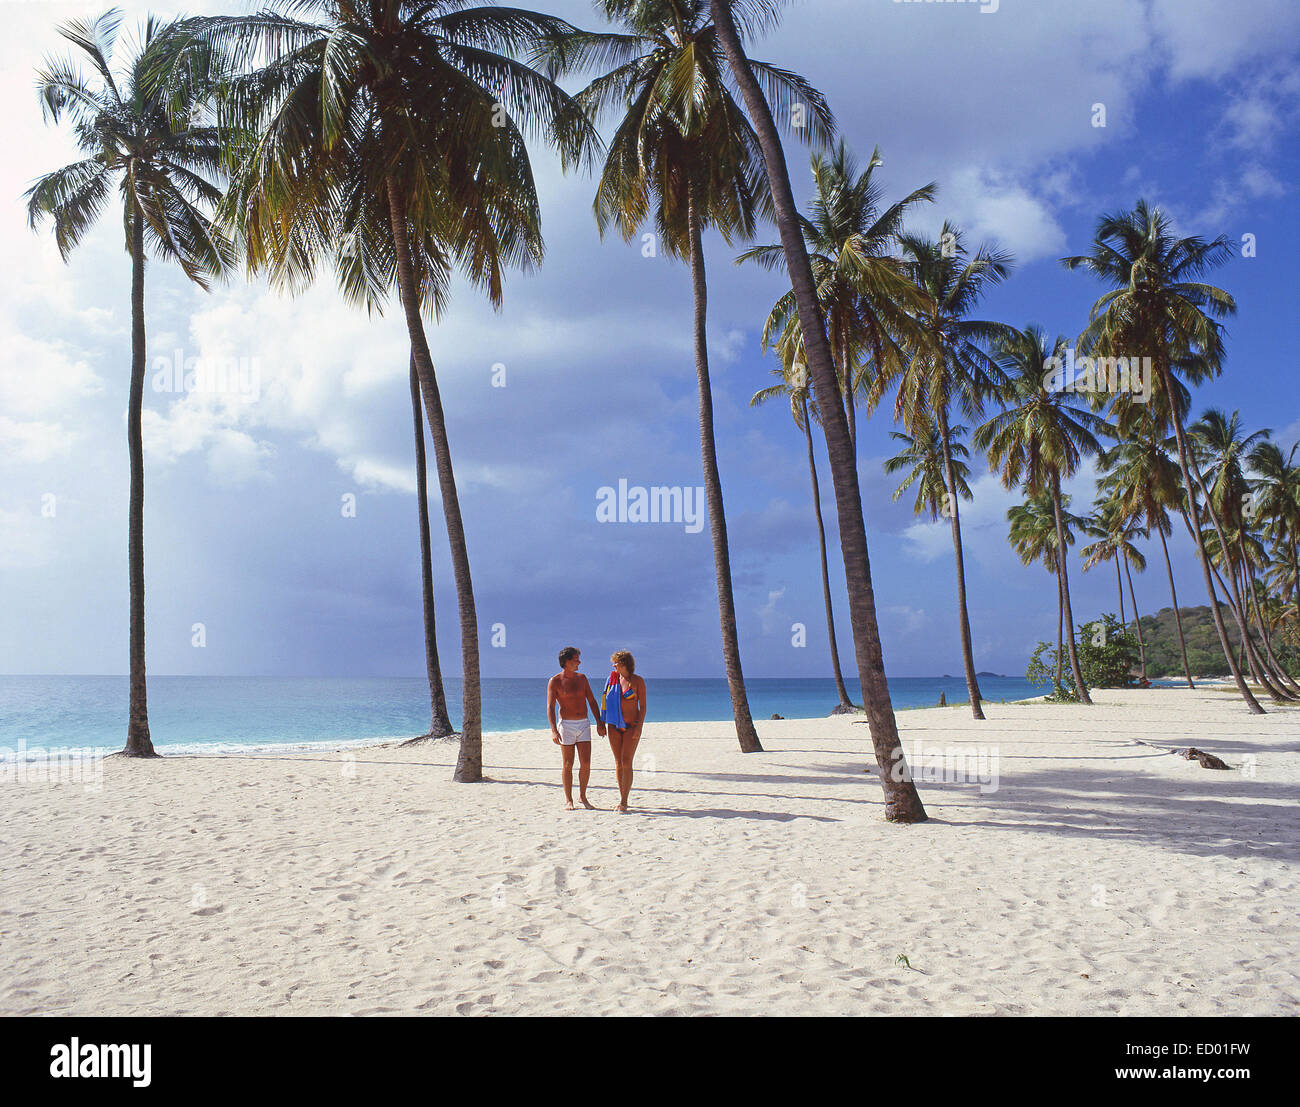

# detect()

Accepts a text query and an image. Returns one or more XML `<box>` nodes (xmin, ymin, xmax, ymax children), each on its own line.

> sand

<box><xmin>2</xmin><ymin>687</ymin><xmax>1296</xmax><ymax>1016</ymax></box>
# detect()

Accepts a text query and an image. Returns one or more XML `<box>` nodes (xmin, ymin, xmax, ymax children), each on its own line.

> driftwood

<box><xmin>1177</xmin><ymin>747</ymin><xmax>1231</xmax><ymax>771</ymax></box>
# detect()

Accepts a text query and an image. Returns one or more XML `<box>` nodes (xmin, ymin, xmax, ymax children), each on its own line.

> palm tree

<box><xmin>177</xmin><ymin>0</ymin><xmax>598</xmax><ymax>779</ymax></box>
<box><xmin>738</xmin><ymin>140</ymin><xmax>933</xmax><ymax>451</ymax></box>
<box><xmin>884</xmin><ymin>420</ymin><xmax>972</xmax><ymax>522</ymax></box>
<box><xmin>976</xmin><ymin>325</ymin><xmax>1111</xmax><ymax>704</ymax></box>
<box><xmin>27</xmin><ymin>10</ymin><xmax>231</xmax><ymax>758</ymax></box>
<box><xmin>552</xmin><ymin>0</ymin><xmax>830</xmax><ymax>752</ymax></box>
<box><xmin>706</xmin><ymin>0</ymin><xmax>926</xmax><ymax>820</ymax></box>
<box><xmin>1250</xmin><ymin>440</ymin><xmax>1300</xmax><ymax>632</ymax></box>
<box><xmin>1008</xmin><ymin>491</ymin><xmax>1082</xmax><ymax>693</ymax></box>
<box><xmin>1097</xmin><ymin>429</ymin><xmax>1195</xmax><ymax>686</ymax></box>
<box><xmin>1187</xmin><ymin>408</ymin><xmax>1295</xmax><ymax>697</ymax></box>
<box><xmin>408</xmin><ymin>354</ymin><xmax>454</xmax><ymax>741</ymax></box>
<box><xmin>1062</xmin><ymin>200</ymin><xmax>1263</xmax><ymax>712</ymax></box>
<box><xmin>1081</xmin><ymin>498</ymin><xmax>1149</xmax><ymax>681</ymax></box>
<box><xmin>752</xmin><ymin>364</ymin><xmax>854</xmax><ymax>710</ymax></box>
<box><xmin>871</xmin><ymin>223</ymin><xmax>1013</xmax><ymax>720</ymax></box>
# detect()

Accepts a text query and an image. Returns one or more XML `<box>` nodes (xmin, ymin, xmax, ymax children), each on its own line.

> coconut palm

<box><xmin>737</xmin><ymin>139</ymin><xmax>933</xmax><ymax>451</ymax></box>
<box><xmin>706</xmin><ymin>0</ymin><xmax>925</xmax><ymax>820</ymax></box>
<box><xmin>752</xmin><ymin>363</ymin><xmax>854</xmax><ymax>710</ymax></box>
<box><xmin>1250</xmin><ymin>440</ymin><xmax>1300</xmax><ymax>631</ymax></box>
<box><xmin>1081</xmin><ymin>498</ymin><xmax>1149</xmax><ymax>681</ymax></box>
<box><xmin>976</xmin><ymin>325</ymin><xmax>1111</xmax><ymax>704</ymax></box>
<box><xmin>884</xmin><ymin>421</ymin><xmax>973</xmax><ymax>519</ymax></box>
<box><xmin>408</xmin><ymin>355</ymin><xmax>454</xmax><ymax>741</ymax></box>
<box><xmin>549</xmin><ymin>0</ymin><xmax>832</xmax><ymax>752</ymax></box>
<box><xmin>870</xmin><ymin>223</ymin><xmax>1013</xmax><ymax>720</ymax></box>
<box><xmin>1097</xmin><ymin>428</ymin><xmax>1195</xmax><ymax>686</ymax></box>
<box><xmin>1008</xmin><ymin>491</ymin><xmax>1082</xmax><ymax>693</ymax></box>
<box><xmin>27</xmin><ymin>10</ymin><xmax>231</xmax><ymax>758</ymax></box>
<box><xmin>174</xmin><ymin>0</ymin><xmax>598</xmax><ymax>779</ymax></box>
<box><xmin>1188</xmin><ymin>409</ymin><xmax>1295</xmax><ymax>698</ymax></box>
<box><xmin>1062</xmin><ymin>200</ymin><xmax>1263</xmax><ymax>711</ymax></box>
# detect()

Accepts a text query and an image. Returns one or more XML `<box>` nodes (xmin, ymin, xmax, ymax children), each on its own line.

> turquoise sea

<box><xmin>0</xmin><ymin>674</ymin><xmax>1040</xmax><ymax>757</ymax></box>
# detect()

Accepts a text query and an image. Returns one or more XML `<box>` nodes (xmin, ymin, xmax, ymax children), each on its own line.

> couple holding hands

<box><xmin>546</xmin><ymin>647</ymin><xmax>647</xmax><ymax>812</ymax></box>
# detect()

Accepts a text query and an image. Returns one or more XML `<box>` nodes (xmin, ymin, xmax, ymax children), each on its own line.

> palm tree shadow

<box><xmin>978</xmin><ymin>762</ymin><xmax>1300</xmax><ymax>864</ymax></box>
<box><xmin>624</xmin><ymin>805</ymin><xmax>840</xmax><ymax>823</ymax></box>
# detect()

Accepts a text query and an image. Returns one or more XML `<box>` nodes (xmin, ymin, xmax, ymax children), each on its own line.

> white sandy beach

<box><xmin>2</xmin><ymin>687</ymin><xmax>1297</xmax><ymax>1016</ymax></box>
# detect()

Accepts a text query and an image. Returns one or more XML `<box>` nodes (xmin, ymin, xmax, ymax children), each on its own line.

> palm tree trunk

<box><xmin>709</xmin><ymin>0</ymin><xmax>925</xmax><ymax>820</ymax></box>
<box><xmin>1160</xmin><ymin>361</ymin><xmax>1263</xmax><ymax>712</ymax></box>
<box><xmin>840</xmin><ymin>334</ymin><xmax>856</xmax><ymax>455</ymax></box>
<box><xmin>1240</xmin><ymin>532</ymin><xmax>1300</xmax><ymax>695</ymax></box>
<box><xmin>386</xmin><ymin>178</ymin><xmax>483</xmax><ymax>779</ymax></box>
<box><xmin>1051</xmin><ymin>471</ymin><xmax>1091</xmax><ymax>703</ymax></box>
<box><xmin>409</xmin><ymin>355</ymin><xmax>455</xmax><ymax>740</ymax></box>
<box><xmin>1292</xmin><ymin>542</ymin><xmax>1300</xmax><ymax>632</ymax></box>
<box><xmin>1122</xmin><ymin>551</ymin><xmax>1147</xmax><ymax>682</ymax></box>
<box><xmin>1055</xmin><ymin>552</ymin><xmax>1064</xmax><ymax>692</ymax></box>
<box><xmin>936</xmin><ymin>408</ymin><xmax>984</xmax><ymax>719</ymax></box>
<box><xmin>1114</xmin><ymin>559</ymin><xmax>1126</xmax><ymax>627</ymax></box>
<box><xmin>801</xmin><ymin>394</ymin><xmax>853</xmax><ymax>708</ymax></box>
<box><xmin>1157</xmin><ymin>525</ymin><xmax>1194</xmax><ymax>688</ymax></box>
<box><xmin>1192</xmin><ymin>456</ymin><xmax>1290</xmax><ymax>698</ymax></box>
<box><xmin>1199</xmin><ymin>540</ymin><xmax>1270</xmax><ymax>688</ymax></box>
<box><xmin>124</xmin><ymin>206</ymin><xmax>156</xmax><ymax>758</ymax></box>
<box><xmin>688</xmin><ymin>201</ymin><xmax>761</xmax><ymax>752</ymax></box>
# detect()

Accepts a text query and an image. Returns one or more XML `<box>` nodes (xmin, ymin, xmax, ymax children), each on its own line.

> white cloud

<box><xmin>758</xmin><ymin>587</ymin><xmax>786</xmax><ymax>634</ymax></box>
<box><xmin>0</xmin><ymin>416</ymin><xmax>74</xmax><ymax>465</ymax></box>
<box><xmin>932</xmin><ymin>166</ymin><xmax>1068</xmax><ymax>263</ymax></box>
<box><xmin>1149</xmin><ymin>0</ymin><xmax>1300</xmax><ymax>81</ymax></box>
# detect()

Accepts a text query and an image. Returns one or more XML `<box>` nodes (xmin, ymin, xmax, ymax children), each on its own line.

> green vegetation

<box><xmin>1138</xmin><ymin>605</ymin><xmax>1246</xmax><ymax>678</ymax></box>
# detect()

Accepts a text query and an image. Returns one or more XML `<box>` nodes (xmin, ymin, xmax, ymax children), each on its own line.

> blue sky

<box><xmin>3</xmin><ymin>0</ymin><xmax>1299</xmax><ymax>681</ymax></box>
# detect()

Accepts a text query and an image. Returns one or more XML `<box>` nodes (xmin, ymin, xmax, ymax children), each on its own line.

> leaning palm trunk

<box><xmin>1156</xmin><ymin>527</ymin><xmax>1194</xmax><ymax>687</ymax></box>
<box><xmin>387</xmin><ymin>180</ymin><xmax>483</xmax><ymax>779</ymax></box>
<box><xmin>937</xmin><ymin>408</ymin><xmax>984</xmax><ymax>719</ymax></box>
<box><xmin>688</xmin><ymin>203</ymin><xmax>762</xmax><ymax>752</ymax></box>
<box><xmin>1114</xmin><ymin>560</ymin><xmax>1126</xmax><ymax>627</ymax></box>
<box><xmin>1159</xmin><ymin>361</ymin><xmax>1262</xmax><ymax>712</ymax></box>
<box><xmin>1051</xmin><ymin>472</ymin><xmax>1091</xmax><ymax>703</ymax></box>
<box><xmin>1121</xmin><ymin>551</ymin><xmax>1147</xmax><ymax>682</ymax></box>
<box><xmin>1189</xmin><ymin>464</ymin><xmax>1291</xmax><ymax>699</ymax></box>
<box><xmin>840</xmin><ymin>335</ymin><xmax>856</xmax><ymax>455</ymax></box>
<box><xmin>1193</xmin><ymin>511</ymin><xmax>1289</xmax><ymax>699</ymax></box>
<box><xmin>1239</xmin><ymin>533</ymin><xmax>1300</xmax><ymax>695</ymax></box>
<box><xmin>800</xmin><ymin>394</ymin><xmax>854</xmax><ymax>709</ymax></box>
<box><xmin>1198</xmin><ymin>538</ymin><xmax>1277</xmax><ymax>693</ymax></box>
<box><xmin>1055</xmin><ymin>549</ymin><xmax>1064</xmax><ymax>692</ymax></box>
<box><xmin>124</xmin><ymin>209</ymin><xmax>156</xmax><ymax>758</ymax></box>
<box><xmin>709</xmin><ymin>0</ymin><xmax>924</xmax><ymax>820</ymax></box>
<box><xmin>408</xmin><ymin>355</ymin><xmax>455</xmax><ymax>741</ymax></box>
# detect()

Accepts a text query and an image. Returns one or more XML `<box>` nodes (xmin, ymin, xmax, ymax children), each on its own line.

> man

<box><xmin>546</xmin><ymin>647</ymin><xmax>606</xmax><ymax>810</ymax></box>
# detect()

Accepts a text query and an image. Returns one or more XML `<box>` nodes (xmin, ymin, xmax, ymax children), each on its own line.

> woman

<box><xmin>602</xmin><ymin>650</ymin><xmax>647</xmax><ymax>813</ymax></box>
